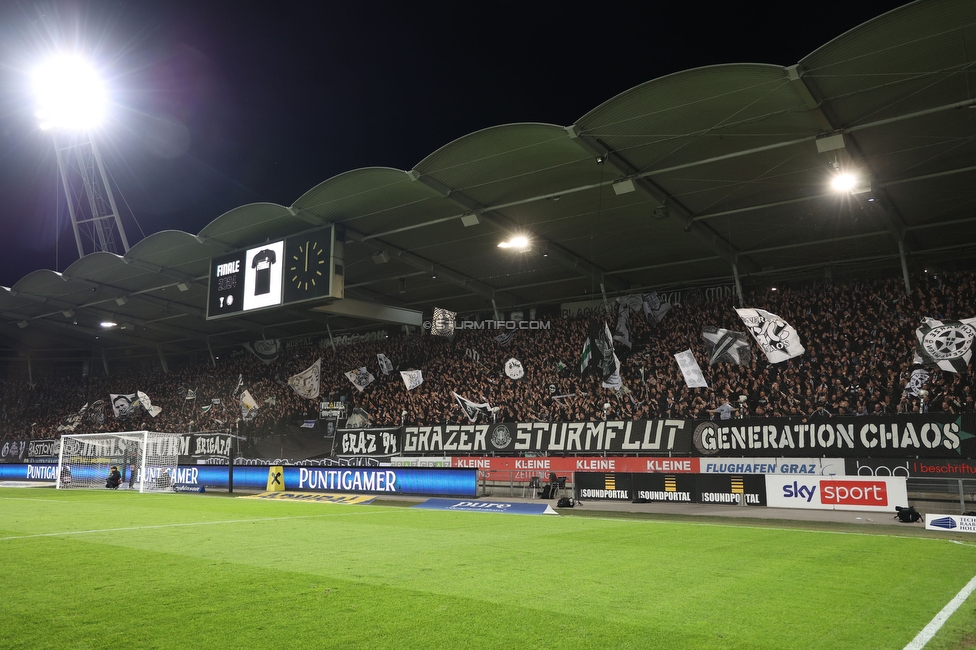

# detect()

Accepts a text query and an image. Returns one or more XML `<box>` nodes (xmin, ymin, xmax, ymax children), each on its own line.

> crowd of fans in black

<box><xmin>1</xmin><ymin>271</ymin><xmax>973</xmax><ymax>442</ymax></box>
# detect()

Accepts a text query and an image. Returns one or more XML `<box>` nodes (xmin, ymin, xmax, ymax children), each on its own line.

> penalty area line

<box><xmin>904</xmin><ymin>573</ymin><xmax>976</xmax><ymax>650</ymax></box>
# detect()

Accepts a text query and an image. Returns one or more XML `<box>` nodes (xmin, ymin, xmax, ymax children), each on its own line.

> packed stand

<box><xmin>0</xmin><ymin>271</ymin><xmax>973</xmax><ymax>441</ymax></box>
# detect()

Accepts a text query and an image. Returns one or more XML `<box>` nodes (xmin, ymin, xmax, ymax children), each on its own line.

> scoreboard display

<box><xmin>207</xmin><ymin>225</ymin><xmax>342</xmax><ymax>320</ymax></box>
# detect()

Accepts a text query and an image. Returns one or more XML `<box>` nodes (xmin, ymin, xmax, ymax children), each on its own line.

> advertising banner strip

<box><xmin>925</xmin><ymin>514</ymin><xmax>976</xmax><ymax>533</ymax></box>
<box><xmin>846</xmin><ymin>458</ymin><xmax>976</xmax><ymax>479</ymax></box>
<box><xmin>412</xmin><ymin>499</ymin><xmax>558</xmax><ymax>515</ymax></box>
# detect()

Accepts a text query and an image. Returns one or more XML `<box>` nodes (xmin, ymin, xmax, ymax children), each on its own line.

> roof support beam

<box><xmin>569</xmin><ymin>128</ymin><xmax>760</xmax><ymax>274</ymax></box>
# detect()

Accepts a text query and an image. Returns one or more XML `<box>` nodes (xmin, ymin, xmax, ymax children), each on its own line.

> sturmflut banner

<box><xmin>398</xmin><ymin>414</ymin><xmax>975</xmax><ymax>458</ymax></box>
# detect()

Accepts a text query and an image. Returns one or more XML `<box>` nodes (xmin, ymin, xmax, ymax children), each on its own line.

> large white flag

<box><xmin>674</xmin><ymin>350</ymin><xmax>708</xmax><ymax>388</ymax></box>
<box><xmin>452</xmin><ymin>391</ymin><xmax>491</xmax><ymax>423</ymax></box>
<box><xmin>912</xmin><ymin>316</ymin><xmax>976</xmax><ymax>373</ymax></box>
<box><xmin>735</xmin><ymin>308</ymin><xmax>805</xmax><ymax>364</ymax></box>
<box><xmin>345</xmin><ymin>367</ymin><xmax>376</xmax><ymax>392</ymax></box>
<box><xmin>400</xmin><ymin>369</ymin><xmax>424</xmax><ymax>390</ymax></box>
<box><xmin>240</xmin><ymin>390</ymin><xmax>259</xmax><ymax>420</ymax></box>
<box><xmin>137</xmin><ymin>391</ymin><xmax>162</xmax><ymax>418</ymax></box>
<box><xmin>110</xmin><ymin>393</ymin><xmax>138</xmax><ymax>419</ymax></box>
<box><xmin>57</xmin><ymin>403</ymin><xmax>88</xmax><ymax>432</ymax></box>
<box><xmin>288</xmin><ymin>359</ymin><xmax>322</xmax><ymax>399</ymax></box>
<box><xmin>601</xmin><ymin>354</ymin><xmax>622</xmax><ymax>390</ymax></box>
<box><xmin>377</xmin><ymin>353</ymin><xmax>394</xmax><ymax>376</ymax></box>
<box><xmin>504</xmin><ymin>358</ymin><xmax>525</xmax><ymax>379</ymax></box>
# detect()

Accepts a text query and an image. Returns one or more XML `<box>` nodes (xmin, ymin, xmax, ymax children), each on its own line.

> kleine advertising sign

<box><xmin>765</xmin><ymin>475</ymin><xmax>908</xmax><ymax>512</ymax></box>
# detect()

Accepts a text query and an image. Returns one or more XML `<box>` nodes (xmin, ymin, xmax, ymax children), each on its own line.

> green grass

<box><xmin>1</xmin><ymin>488</ymin><xmax>974</xmax><ymax>649</ymax></box>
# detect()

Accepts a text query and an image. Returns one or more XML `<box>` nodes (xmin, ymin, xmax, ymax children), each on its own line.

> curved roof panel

<box><xmin>2</xmin><ymin>0</ymin><xmax>974</xmax><ymax>356</ymax></box>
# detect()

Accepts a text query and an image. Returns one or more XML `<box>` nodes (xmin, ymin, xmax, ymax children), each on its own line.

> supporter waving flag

<box><xmin>913</xmin><ymin>316</ymin><xmax>976</xmax><ymax>373</ymax></box>
<box><xmin>345</xmin><ymin>367</ymin><xmax>375</xmax><ymax>392</ymax></box>
<box><xmin>400</xmin><ymin>369</ymin><xmax>424</xmax><ymax>390</ymax></box>
<box><xmin>137</xmin><ymin>391</ymin><xmax>162</xmax><ymax>418</ymax></box>
<box><xmin>452</xmin><ymin>391</ymin><xmax>490</xmax><ymax>423</ymax></box>
<box><xmin>702</xmin><ymin>327</ymin><xmax>752</xmax><ymax>365</ymax></box>
<box><xmin>735</xmin><ymin>308</ymin><xmax>804</xmax><ymax>364</ymax></box>
<box><xmin>288</xmin><ymin>359</ymin><xmax>322</xmax><ymax>399</ymax></box>
<box><xmin>642</xmin><ymin>292</ymin><xmax>671</xmax><ymax>323</ymax></box>
<box><xmin>613</xmin><ymin>306</ymin><xmax>633</xmax><ymax>349</ymax></box>
<box><xmin>377</xmin><ymin>353</ymin><xmax>394</xmax><ymax>376</ymax></box>
<box><xmin>674</xmin><ymin>350</ymin><xmax>708</xmax><ymax>388</ymax></box>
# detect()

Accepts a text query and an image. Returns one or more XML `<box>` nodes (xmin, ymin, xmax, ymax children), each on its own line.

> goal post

<box><xmin>56</xmin><ymin>431</ymin><xmax>182</xmax><ymax>493</ymax></box>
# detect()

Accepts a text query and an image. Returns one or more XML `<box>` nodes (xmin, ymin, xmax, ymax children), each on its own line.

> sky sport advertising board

<box><xmin>765</xmin><ymin>476</ymin><xmax>909</xmax><ymax>512</ymax></box>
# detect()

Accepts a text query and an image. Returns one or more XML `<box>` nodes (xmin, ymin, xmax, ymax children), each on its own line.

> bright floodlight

<box><xmin>32</xmin><ymin>55</ymin><xmax>108</xmax><ymax>130</ymax></box>
<box><xmin>830</xmin><ymin>172</ymin><xmax>857</xmax><ymax>192</ymax></box>
<box><xmin>498</xmin><ymin>235</ymin><xmax>530</xmax><ymax>250</ymax></box>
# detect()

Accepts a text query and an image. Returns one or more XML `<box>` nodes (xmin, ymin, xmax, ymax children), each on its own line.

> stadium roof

<box><xmin>2</xmin><ymin>0</ymin><xmax>975</xmax><ymax>359</ymax></box>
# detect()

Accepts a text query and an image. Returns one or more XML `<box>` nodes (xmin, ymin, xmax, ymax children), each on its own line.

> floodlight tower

<box><xmin>33</xmin><ymin>55</ymin><xmax>130</xmax><ymax>258</ymax></box>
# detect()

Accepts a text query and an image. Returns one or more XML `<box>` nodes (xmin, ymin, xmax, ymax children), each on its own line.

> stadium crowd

<box><xmin>1</xmin><ymin>271</ymin><xmax>974</xmax><ymax>442</ymax></box>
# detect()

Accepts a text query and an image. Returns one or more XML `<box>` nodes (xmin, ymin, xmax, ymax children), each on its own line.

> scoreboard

<box><xmin>207</xmin><ymin>225</ymin><xmax>343</xmax><ymax>319</ymax></box>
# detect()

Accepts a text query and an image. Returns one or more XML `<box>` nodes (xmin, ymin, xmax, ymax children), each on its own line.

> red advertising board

<box><xmin>448</xmin><ymin>456</ymin><xmax>699</xmax><ymax>479</ymax></box>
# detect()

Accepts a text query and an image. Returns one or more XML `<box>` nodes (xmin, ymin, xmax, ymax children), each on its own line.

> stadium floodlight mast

<box><xmin>31</xmin><ymin>54</ymin><xmax>131</xmax><ymax>258</ymax></box>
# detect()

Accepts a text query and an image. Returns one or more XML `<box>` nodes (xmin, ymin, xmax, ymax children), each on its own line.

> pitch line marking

<box><xmin>904</xmin><ymin>573</ymin><xmax>976</xmax><ymax>650</ymax></box>
<box><xmin>0</xmin><ymin>510</ymin><xmax>384</xmax><ymax>542</ymax></box>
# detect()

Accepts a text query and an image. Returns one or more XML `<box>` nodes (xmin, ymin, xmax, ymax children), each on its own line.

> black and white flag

<box><xmin>377</xmin><ymin>353</ymin><xmax>394</xmax><ymax>376</ymax></box>
<box><xmin>642</xmin><ymin>292</ymin><xmax>671</xmax><ymax>323</ymax></box>
<box><xmin>88</xmin><ymin>400</ymin><xmax>105</xmax><ymax>426</ymax></box>
<box><xmin>904</xmin><ymin>368</ymin><xmax>930</xmax><ymax>397</ymax></box>
<box><xmin>137</xmin><ymin>391</ymin><xmax>162</xmax><ymax>418</ymax></box>
<box><xmin>240</xmin><ymin>390</ymin><xmax>259</xmax><ymax>420</ymax></box>
<box><xmin>494</xmin><ymin>330</ymin><xmax>517</xmax><ymax>347</ymax></box>
<box><xmin>674</xmin><ymin>349</ymin><xmax>708</xmax><ymax>388</ymax></box>
<box><xmin>913</xmin><ymin>316</ymin><xmax>976</xmax><ymax>373</ymax></box>
<box><xmin>110</xmin><ymin>393</ymin><xmax>138</xmax><ymax>419</ymax></box>
<box><xmin>288</xmin><ymin>359</ymin><xmax>322</xmax><ymax>399</ymax></box>
<box><xmin>601</xmin><ymin>354</ymin><xmax>623</xmax><ymax>390</ymax></box>
<box><xmin>735</xmin><ymin>308</ymin><xmax>805</xmax><ymax>364</ymax></box>
<box><xmin>57</xmin><ymin>403</ymin><xmax>88</xmax><ymax>432</ymax></box>
<box><xmin>347</xmin><ymin>407</ymin><xmax>370</xmax><ymax>428</ymax></box>
<box><xmin>702</xmin><ymin>327</ymin><xmax>752</xmax><ymax>365</ymax></box>
<box><xmin>345</xmin><ymin>367</ymin><xmax>376</xmax><ymax>392</ymax></box>
<box><xmin>243</xmin><ymin>339</ymin><xmax>280</xmax><ymax>364</ymax></box>
<box><xmin>400</xmin><ymin>369</ymin><xmax>424</xmax><ymax>390</ymax></box>
<box><xmin>589</xmin><ymin>320</ymin><xmax>619</xmax><ymax>380</ymax></box>
<box><xmin>464</xmin><ymin>348</ymin><xmax>480</xmax><ymax>363</ymax></box>
<box><xmin>617</xmin><ymin>294</ymin><xmax>644</xmax><ymax>313</ymax></box>
<box><xmin>431</xmin><ymin>307</ymin><xmax>456</xmax><ymax>337</ymax></box>
<box><xmin>613</xmin><ymin>306</ymin><xmax>633</xmax><ymax>349</ymax></box>
<box><xmin>504</xmin><ymin>358</ymin><xmax>524</xmax><ymax>379</ymax></box>
<box><xmin>185</xmin><ymin>389</ymin><xmax>196</xmax><ymax>401</ymax></box>
<box><xmin>233</xmin><ymin>374</ymin><xmax>243</xmax><ymax>395</ymax></box>
<box><xmin>452</xmin><ymin>391</ymin><xmax>491</xmax><ymax>423</ymax></box>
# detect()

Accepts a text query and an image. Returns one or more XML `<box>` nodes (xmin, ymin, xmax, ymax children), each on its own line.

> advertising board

<box><xmin>765</xmin><ymin>476</ymin><xmax>909</xmax><ymax>512</ymax></box>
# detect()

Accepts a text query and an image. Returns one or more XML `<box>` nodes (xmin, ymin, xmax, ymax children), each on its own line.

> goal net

<box><xmin>56</xmin><ymin>431</ymin><xmax>182</xmax><ymax>492</ymax></box>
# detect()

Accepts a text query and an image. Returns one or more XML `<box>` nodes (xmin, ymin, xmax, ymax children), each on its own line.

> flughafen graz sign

<box><xmin>384</xmin><ymin>414</ymin><xmax>976</xmax><ymax>459</ymax></box>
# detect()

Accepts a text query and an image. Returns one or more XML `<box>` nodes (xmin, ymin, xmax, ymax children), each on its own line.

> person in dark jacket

<box><xmin>106</xmin><ymin>466</ymin><xmax>122</xmax><ymax>489</ymax></box>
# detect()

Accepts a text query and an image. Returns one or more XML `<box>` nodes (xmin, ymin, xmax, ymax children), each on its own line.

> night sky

<box><xmin>0</xmin><ymin>0</ymin><xmax>910</xmax><ymax>288</ymax></box>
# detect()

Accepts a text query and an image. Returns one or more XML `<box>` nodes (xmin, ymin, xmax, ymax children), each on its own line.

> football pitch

<box><xmin>1</xmin><ymin>488</ymin><xmax>974</xmax><ymax>649</ymax></box>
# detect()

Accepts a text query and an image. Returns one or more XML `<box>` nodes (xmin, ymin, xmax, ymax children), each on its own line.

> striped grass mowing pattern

<box><xmin>1</xmin><ymin>489</ymin><xmax>974</xmax><ymax>649</ymax></box>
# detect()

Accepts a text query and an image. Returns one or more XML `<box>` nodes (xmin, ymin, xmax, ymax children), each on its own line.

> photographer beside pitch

<box><xmin>105</xmin><ymin>466</ymin><xmax>122</xmax><ymax>489</ymax></box>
